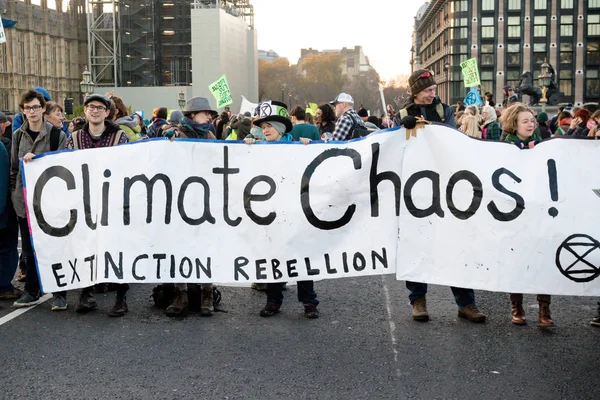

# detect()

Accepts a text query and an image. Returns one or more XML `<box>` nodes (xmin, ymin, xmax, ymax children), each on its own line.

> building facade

<box><xmin>0</xmin><ymin>0</ymin><xmax>88</xmax><ymax>113</ymax></box>
<box><xmin>412</xmin><ymin>0</ymin><xmax>600</xmax><ymax>107</ymax></box>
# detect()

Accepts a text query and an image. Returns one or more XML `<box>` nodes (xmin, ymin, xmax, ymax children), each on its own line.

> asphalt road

<box><xmin>1</xmin><ymin>275</ymin><xmax>599</xmax><ymax>400</ymax></box>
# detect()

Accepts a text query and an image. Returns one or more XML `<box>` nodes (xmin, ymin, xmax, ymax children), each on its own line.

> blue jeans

<box><xmin>0</xmin><ymin>206</ymin><xmax>19</xmax><ymax>293</ymax></box>
<box><xmin>406</xmin><ymin>281</ymin><xmax>475</xmax><ymax>308</ymax></box>
<box><xmin>266</xmin><ymin>281</ymin><xmax>319</xmax><ymax>308</ymax></box>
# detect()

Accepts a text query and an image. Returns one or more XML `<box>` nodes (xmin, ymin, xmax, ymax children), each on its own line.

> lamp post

<box><xmin>289</xmin><ymin>93</ymin><xmax>292</xmax><ymax>108</ymax></box>
<box><xmin>281</xmin><ymin>84</ymin><xmax>286</xmax><ymax>103</ymax></box>
<box><xmin>538</xmin><ymin>58</ymin><xmax>552</xmax><ymax>113</ymax></box>
<box><xmin>178</xmin><ymin>89</ymin><xmax>186</xmax><ymax>110</ymax></box>
<box><xmin>79</xmin><ymin>67</ymin><xmax>95</xmax><ymax>101</ymax></box>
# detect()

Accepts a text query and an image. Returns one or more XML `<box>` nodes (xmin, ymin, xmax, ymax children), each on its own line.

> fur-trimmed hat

<box><xmin>409</xmin><ymin>69</ymin><xmax>437</xmax><ymax>96</ymax></box>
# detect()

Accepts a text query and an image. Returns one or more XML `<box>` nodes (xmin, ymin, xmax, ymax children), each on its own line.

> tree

<box><xmin>300</xmin><ymin>53</ymin><xmax>348</xmax><ymax>104</ymax></box>
<box><xmin>383</xmin><ymin>75</ymin><xmax>410</xmax><ymax>112</ymax></box>
<box><xmin>258</xmin><ymin>58</ymin><xmax>298</xmax><ymax>103</ymax></box>
<box><xmin>343</xmin><ymin>68</ymin><xmax>382</xmax><ymax>115</ymax></box>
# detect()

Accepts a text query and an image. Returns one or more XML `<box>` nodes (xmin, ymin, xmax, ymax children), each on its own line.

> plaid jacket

<box><xmin>331</xmin><ymin>109</ymin><xmax>364</xmax><ymax>141</ymax></box>
<box><xmin>482</xmin><ymin>120</ymin><xmax>502</xmax><ymax>141</ymax></box>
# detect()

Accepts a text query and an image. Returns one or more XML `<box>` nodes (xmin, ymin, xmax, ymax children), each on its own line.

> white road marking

<box><xmin>0</xmin><ymin>294</ymin><xmax>52</xmax><ymax>327</ymax></box>
<box><xmin>381</xmin><ymin>275</ymin><xmax>402</xmax><ymax>377</ymax></box>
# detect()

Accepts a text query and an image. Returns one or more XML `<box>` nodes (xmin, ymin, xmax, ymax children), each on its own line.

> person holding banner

<box><xmin>175</xmin><ymin>97</ymin><xmax>217</xmax><ymax>141</ymax></box>
<box><xmin>315</xmin><ymin>104</ymin><xmax>336</xmax><ymax>140</ymax></box>
<box><xmin>397</xmin><ymin>70</ymin><xmax>485</xmax><ymax>323</ymax></box>
<box><xmin>11</xmin><ymin>90</ymin><xmax>67</xmax><ymax>309</ymax></box>
<box><xmin>395</xmin><ymin>70</ymin><xmax>456</xmax><ymax>130</ymax></box>
<box><xmin>58</xmin><ymin>94</ymin><xmax>131</xmax><ymax>315</ymax></box>
<box><xmin>244</xmin><ymin>109</ymin><xmax>320</xmax><ymax>318</ymax></box>
<box><xmin>500</xmin><ymin>103</ymin><xmax>552</xmax><ymax>327</ymax></box>
<box><xmin>289</xmin><ymin>106</ymin><xmax>320</xmax><ymax>142</ymax></box>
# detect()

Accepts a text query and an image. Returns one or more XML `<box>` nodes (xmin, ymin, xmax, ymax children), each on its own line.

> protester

<box><xmin>161</xmin><ymin>110</ymin><xmax>183</xmax><ymax>139</ymax></box>
<box><xmin>12</xmin><ymin>86</ymin><xmax>52</xmax><ymax>134</ymax></box>
<box><xmin>535</xmin><ymin>112</ymin><xmax>551</xmax><ymax>140</ymax></box>
<box><xmin>11</xmin><ymin>89</ymin><xmax>67</xmax><ymax>309</ymax></box>
<box><xmin>0</xmin><ymin>127</ymin><xmax>20</xmax><ymax>301</ymax></box>
<box><xmin>548</xmin><ymin>106</ymin><xmax>565</xmax><ymax>134</ymax></box>
<box><xmin>501</xmin><ymin>103</ymin><xmax>552</xmax><ymax>327</ymax></box>
<box><xmin>554</xmin><ymin>111</ymin><xmax>573</xmax><ymax>136</ymax></box>
<box><xmin>455</xmin><ymin>101</ymin><xmax>466</xmax><ymax>112</ymax></box>
<box><xmin>587</xmin><ymin>110</ymin><xmax>600</xmax><ymax>137</ymax></box>
<box><xmin>147</xmin><ymin>107</ymin><xmax>168</xmax><ymax>138</ymax></box>
<box><xmin>176</xmin><ymin>97</ymin><xmax>217</xmax><ymax>140</ymax></box>
<box><xmin>243</xmin><ymin>109</ymin><xmax>319</xmax><ymax>318</ymax></box>
<box><xmin>315</xmin><ymin>104</ymin><xmax>336</xmax><ymax>139</ymax></box>
<box><xmin>455</xmin><ymin>111</ymin><xmax>465</xmax><ymax>130</ymax></box>
<box><xmin>43</xmin><ymin>101</ymin><xmax>69</xmax><ymax>136</ymax></box>
<box><xmin>165</xmin><ymin>97</ymin><xmax>217</xmax><ymax>317</ymax></box>
<box><xmin>395</xmin><ymin>69</ymin><xmax>456</xmax><ymax>129</ymax></box>
<box><xmin>481</xmin><ymin>105</ymin><xmax>501</xmax><ymax>140</ymax></box>
<box><xmin>395</xmin><ymin>69</ymin><xmax>483</xmax><ymax>322</ymax></box>
<box><xmin>216</xmin><ymin>111</ymin><xmax>230</xmax><ymax>140</ymax></box>
<box><xmin>68</xmin><ymin>117</ymin><xmax>86</xmax><ymax>134</ymax></box>
<box><xmin>289</xmin><ymin>106</ymin><xmax>320</xmax><ymax>141</ymax></box>
<box><xmin>459</xmin><ymin>115</ymin><xmax>481</xmax><ymax>138</ymax></box>
<box><xmin>53</xmin><ymin>94</ymin><xmax>130</xmax><ymax>315</ymax></box>
<box><xmin>567</xmin><ymin>109</ymin><xmax>591</xmax><ymax>136</ymax></box>
<box><xmin>111</xmin><ymin>96</ymin><xmax>142</xmax><ymax>142</ymax></box>
<box><xmin>329</xmin><ymin>93</ymin><xmax>367</xmax><ymax>141</ymax></box>
<box><xmin>503</xmin><ymin>86</ymin><xmax>519</xmax><ymax>107</ymax></box>
<box><xmin>227</xmin><ymin>112</ymin><xmax>253</xmax><ymax>140</ymax></box>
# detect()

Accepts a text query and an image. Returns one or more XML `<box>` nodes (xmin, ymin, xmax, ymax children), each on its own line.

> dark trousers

<box><xmin>56</xmin><ymin>284</ymin><xmax>129</xmax><ymax>298</ymax></box>
<box><xmin>18</xmin><ymin>217</ymin><xmax>39</xmax><ymax>294</ymax></box>
<box><xmin>406</xmin><ymin>281</ymin><xmax>475</xmax><ymax>308</ymax></box>
<box><xmin>510</xmin><ymin>293</ymin><xmax>551</xmax><ymax>304</ymax></box>
<box><xmin>0</xmin><ymin>207</ymin><xmax>19</xmax><ymax>293</ymax></box>
<box><xmin>266</xmin><ymin>281</ymin><xmax>319</xmax><ymax>308</ymax></box>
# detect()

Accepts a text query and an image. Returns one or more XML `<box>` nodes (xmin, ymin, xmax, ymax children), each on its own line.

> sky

<box><xmin>251</xmin><ymin>0</ymin><xmax>429</xmax><ymax>82</ymax></box>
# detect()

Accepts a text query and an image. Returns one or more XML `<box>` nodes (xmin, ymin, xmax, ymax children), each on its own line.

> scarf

<box><xmin>505</xmin><ymin>131</ymin><xmax>541</xmax><ymax>144</ymax></box>
<box><xmin>181</xmin><ymin>117</ymin><xmax>211</xmax><ymax>138</ymax></box>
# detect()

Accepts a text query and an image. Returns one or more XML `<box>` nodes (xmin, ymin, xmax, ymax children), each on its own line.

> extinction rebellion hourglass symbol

<box><xmin>556</xmin><ymin>234</ymin><xmax>600</xmax><ymax>283</ymax></box>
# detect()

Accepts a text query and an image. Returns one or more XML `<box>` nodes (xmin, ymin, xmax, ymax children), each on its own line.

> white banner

<box><xmin>23</xmin><ymin>133</ymin><xmax>403</xmax><ymax>292</ymax></box>
<box><xmin>0</xmin><ymin>18</ymin><xmax>6</xmax><ymax>44</ymax></box>
<box><xmin>22</xmin><ymin>126</ymin><xmax>600</xmax><ymax>295</ymax></box>
<box><xmin>239</xmin><ymin>95</ymin><xmax>257</xmax><ymax>116</ymax></box>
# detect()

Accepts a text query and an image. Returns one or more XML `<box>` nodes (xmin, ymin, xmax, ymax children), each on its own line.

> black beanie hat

<box><xmin>409</xmin><ymin>69</ymin><xmax>437</xmax><ymax>96</ymax></box>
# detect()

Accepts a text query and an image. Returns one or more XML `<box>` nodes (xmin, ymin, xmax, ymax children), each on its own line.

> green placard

<box><xmin>208</xmin><ymin>75</ymin><xmax>233</xmax><ymax>109</ymax></box>
<box><xmin>460</xmin><ymin>58</ymin><xmax>481</xmax><ymax>88</ymax></box>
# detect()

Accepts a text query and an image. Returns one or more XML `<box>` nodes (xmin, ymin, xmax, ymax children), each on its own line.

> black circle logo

<box><xmin>259</xmin><ymin>103</ymin><xmax>272</xmax><ymax>117</ymax></box>
<box><xmin>556</xmin><ymin>234</ymin><xmax>600</xmax><ymax>283</ymax></box>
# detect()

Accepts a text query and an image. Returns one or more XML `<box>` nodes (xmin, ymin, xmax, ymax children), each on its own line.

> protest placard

<box><xmin>208</xmin><ymin>75</ymin><xmax>233</xmax><ymax>108</ymax></box>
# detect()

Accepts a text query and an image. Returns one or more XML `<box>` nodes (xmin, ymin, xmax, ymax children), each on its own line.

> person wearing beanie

<box><xmin>394</xmin><ymin>69</ymin><xmax>456</xmax><ymax>130</ymax></box>
<box><xmin>534</xmin><ymin>112</ymin><xmax>551</xmax><ymax>139</ymax></box>
<box><xmin>11</xmin><ymin>86</ymin><xmax>52</xmax><ymax>134</ymax></box>
<box><xmin>397</xmin><ymin>70</ymin><xmax>485</xmax><ymax>324</ymax></box>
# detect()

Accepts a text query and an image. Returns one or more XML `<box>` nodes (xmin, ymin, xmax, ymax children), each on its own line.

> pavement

<box><xmin>0</xmin><ymin>274</ymin><xmax>599</xmax><ymax>400</ymax></box>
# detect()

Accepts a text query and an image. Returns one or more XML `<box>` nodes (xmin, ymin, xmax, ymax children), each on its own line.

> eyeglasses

<box><xmin>86</xmin><ymin>105</ymin><xmax>107</xmax><ymax>112</ymax></box>
<box><xmin>23</xmin><ymin>105</ymin><xmax>42</xmax><ymax>112</ymax></box>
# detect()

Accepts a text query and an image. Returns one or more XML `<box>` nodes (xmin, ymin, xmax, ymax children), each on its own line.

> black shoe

<box><xmin>304</xmin><ymin>305</ymin><xmax>320</xmax><ymax>319</ymax></box>
<box><xmin>260</xmin><ymin>304</ymin><xmax>280</xmax><ymax>317</ymax></box>
<box><xmin>76</xmin><ymin>291</ymin><xmax>98</xmax><ymax>313</ymax></box>
<box><xmin>109</xmin><ymin>296</ymin><xmax>128</xmax><ymax>317</ymax></box>
<box><xmin>13</xmin><ymin>291</ymin><xmax>40</xmax><ymax>308</ymax></box>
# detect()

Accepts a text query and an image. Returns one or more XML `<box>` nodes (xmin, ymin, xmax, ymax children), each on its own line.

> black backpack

<box><xmin>151</xmin><ymin>284</ymin><xmax>222</xmax><ymax>312</ymax></box>
<box><xmin>49</xmin><ymin>126</ymin><xmax>61</xmax><ymax>151</ymax></box>
<box><xmin>351</xmin><ymin>118</ymin><xmax>369</xmax><ymax>139</ymax></box>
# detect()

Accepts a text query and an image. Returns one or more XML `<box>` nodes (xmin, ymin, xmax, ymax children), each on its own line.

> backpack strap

<box><xmin>112</xmin><ymin>130</ymin><xmax>125</xmax><ymax>147</ymax></box>
<box><xmin>50</xmin><ymin>127</ymin><xmax>61</xmax><ymax>151</ymax></box>
<box><xmin>72</xmin><ymin>130</ymin><xmax>80</xmax><ymax>149</ymax></box>
<box><xmin>399</xmin><ymin>108</ymin><xmax>408</xmax><ymax>120</ymax></box>
<box><xmin>436</xmin><ymin>103</ymin><xmax>446</xmax><ymax>123</ymax></box>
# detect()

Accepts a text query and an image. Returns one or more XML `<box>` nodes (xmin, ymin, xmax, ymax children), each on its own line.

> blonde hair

<box><xmin>461</xmin><ymin>115</ymin><xmax>481</xmax><ymax>138</ymax></box>
<box><xmin>500</xmin><ymin>103</ymin><xmax>535</xmax><ymax>134</ymax></box>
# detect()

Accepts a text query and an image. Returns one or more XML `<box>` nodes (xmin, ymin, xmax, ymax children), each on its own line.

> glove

<box><xmin>512</xmin><ymin>140</ymin><xmax>526</xmax><ymax>149</ymax></box>
<box><xmin>400</xmin><ymin>116</ymin><xmax>417</xmax><ymax>129</ymax></box>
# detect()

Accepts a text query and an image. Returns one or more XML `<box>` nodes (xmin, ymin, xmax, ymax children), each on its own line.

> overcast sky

<box><xmin>251</xmin><ymin>0</ymin><xmax>429</xmax><ymax>82</ymax></box>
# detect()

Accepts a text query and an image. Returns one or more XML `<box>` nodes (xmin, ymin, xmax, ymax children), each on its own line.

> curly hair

<box><xmin>499</xmin><ymin>103</ymin><xmax>535</xmax><ymax>134</ymax></box>
<box><xmin>318</xmin><ymin>104</ymin><xmax>335</xmax><ymax>124</ymax></box>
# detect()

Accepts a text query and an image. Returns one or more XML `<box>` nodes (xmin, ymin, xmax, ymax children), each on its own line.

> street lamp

<box><xmin>281</xmin><ymin>84</ymin><xmax>286</xmax><ymax>103</ymax></box>
<box><xmin>444</xmin><ymin>61</ymin><xmax>451</xmax><ymax>105</ymax></box>
<box><xmin>79</xmin><ymin>67</ymin><xmax>95</xmax><ymax>100</ymax></box>
<box><xmin>538</xmin><ymin>58</ymin><xmax>552</xmax><ymax>113</ymax></box>
<box><xmin>178</xmin><ymin>90</ymin><xmax>186</xmax><ymax>110</ymax></box>
<box><xmin>289</xmin><ymin>93</ymin><xmax>292</xmax><ymax>108</ymax></box>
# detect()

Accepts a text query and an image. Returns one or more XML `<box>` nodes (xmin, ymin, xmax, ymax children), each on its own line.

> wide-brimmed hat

<box><xmin>254</xmin><ymin>100</ymin><xmax>292</xmax><ymax>133</ymax></box>
<box><xmin>183</xmin><ymin>97</ymin><xmax>217</xmax><ymax>117</ymax></box>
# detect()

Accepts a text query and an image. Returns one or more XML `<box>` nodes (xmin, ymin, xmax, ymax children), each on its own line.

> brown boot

<box><xmin>412</xmin><ymin>295</ymin><xmax>429</xmax><ymax>322</ymax></box>
<box><xmin>538</xmin><ymin>302</ymin><xmax>554</xmax><ymax>328</ymax></box>
<box><xmin>511</xmin><ymin>302</ymin><xmax>526</xmax><ymax>325</ymax></box>
<box><xmin>165</xmin><ymin>288</ymin><xmax>188</xmax><ymax>317</ymax></box>
<box><xmin>200</xmin><ymin>285</ymin><xmax>214</xmax><ymax>316</ymax></box>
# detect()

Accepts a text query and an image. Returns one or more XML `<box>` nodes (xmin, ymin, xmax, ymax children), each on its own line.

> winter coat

<box><xmin>10</xmin><ymin>120</ymin><xmax>66</xmax><ymax>218</ymax></box>
<box><xmin>229</xmin><ymin>116</ymin><xmax>252</xmax><ymax>140</ymax></box>
<box><xmin>396</xmin><ymin>96</ymin><xmax>456</xmax><ymax>129</ymax></box>
<box><xmin>115</xmin><ymin>115</ymin><xmax>142</xmax><ymax>142</ymax></box>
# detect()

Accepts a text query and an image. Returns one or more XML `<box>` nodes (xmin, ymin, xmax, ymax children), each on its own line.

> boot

<box><xmin>511</xmin><ymin>302</ymin><xmax>526</xmax><ymax>325</ymax></box>
<box><xmin>108</xmin><ymin>295</ymin><xmax>128</xmax><ymax>317</ymax></box>
<box><xmin>412</xmin><ymin>295</ymin><xmax>429</xmax><ymax>322</ymax></box>
<box><xmin>538</xmin><ymin>302</ymin><xmax>554</xmax><ymax>328</ymax></box>
<box><xmin>458</xmin><ymin>304</ymin><xmax>487</xmax><ymax>323</ymax></box>
<box><xmin>165</xmin><ymin>288</ymin><xmax>188</xmax><ymax>317</ymax></box>
<box><xmin>591</xmin><ymin>302</ymin><xmax>600</xmax><ymax>327</ymax></box>
<box><xmin>200</xmin><ymin>285</ymin><xmax>214</xmax><ymax>316</ymax></box>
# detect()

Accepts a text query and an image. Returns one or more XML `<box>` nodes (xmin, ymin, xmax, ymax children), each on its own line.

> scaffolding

<box><xmin>86</xmin><ymin>0</ymin><xmax>121</xmax><ymax>87</ymax></box>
